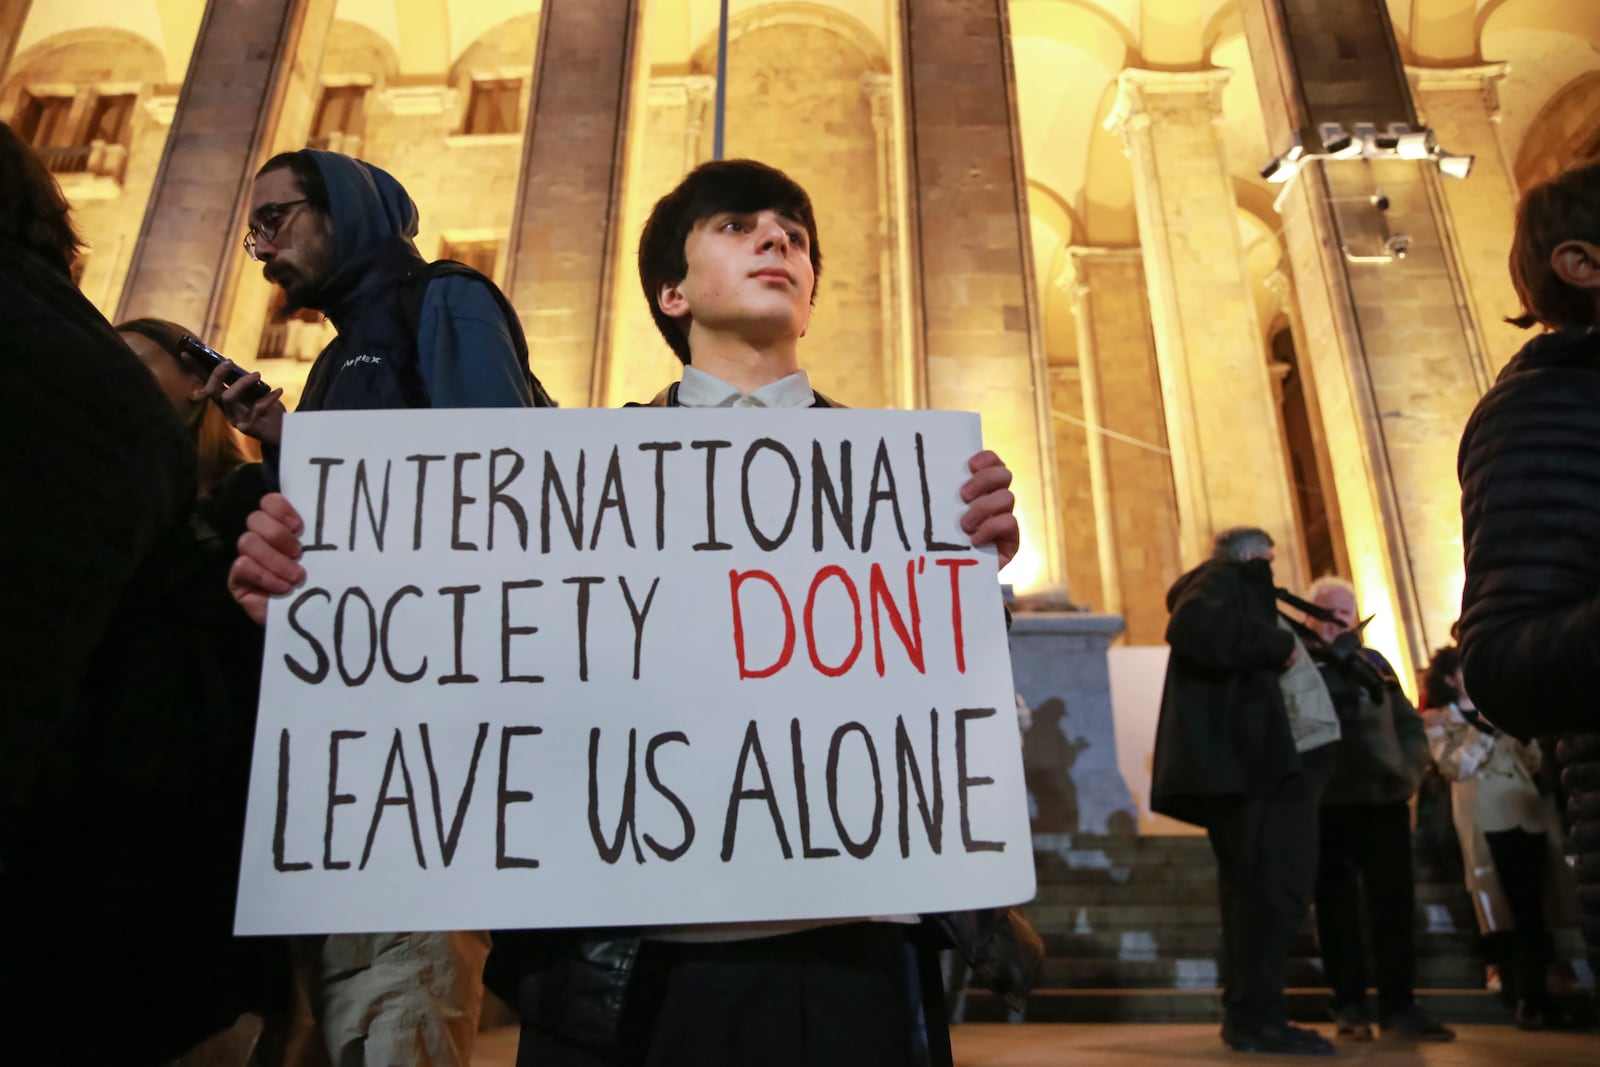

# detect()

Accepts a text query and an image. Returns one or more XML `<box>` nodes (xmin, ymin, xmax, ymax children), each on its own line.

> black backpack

<box><xmin>397</xmin><ymin>259</ymin><xmax>557</xmax><ymax>409</ymax></box>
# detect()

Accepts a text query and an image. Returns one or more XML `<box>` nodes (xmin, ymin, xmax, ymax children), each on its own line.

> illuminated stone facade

<box><xmin>9</xmin><ymin>0</ymin><xmax>1600</xmax><ymax>676</ymax></box>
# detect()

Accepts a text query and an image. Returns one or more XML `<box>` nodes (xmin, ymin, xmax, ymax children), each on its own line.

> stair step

<box><xmin>957</xmin><ymin>988</ymin><xmax>1508</xmax><ymax>1025</ymax></box>
<box><xmin>1020</xmin><ymin>901</ymin><xmax>1480</xmax><ymax>932</ymax></box>
<box><xmin>1036</xmin><ymin>956</ymin><xmax>1488</xmax><ymax>990</ymax></box>
<box><xmin>1035</xmin><ymin>926</ymin><xmax>1483</xmax><ymax>958</ymax></box>
<box><xmin>1029</xmin><ymin>881</ymin><xmax>1471</xmax><ymax>905</ymax></box>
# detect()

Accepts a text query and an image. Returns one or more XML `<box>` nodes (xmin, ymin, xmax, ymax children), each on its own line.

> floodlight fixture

<box><xmin>1319</xmin><ymin>122</ymin><xmax>1357</xmax><ymax>157</ymax></box>
<box><xmin>1436</xmin><ymin>151</ymin><xmax>1475</xmax><ymax>180</ymax></box>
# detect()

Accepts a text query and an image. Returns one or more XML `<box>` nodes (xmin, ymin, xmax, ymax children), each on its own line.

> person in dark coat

<box><xmin>1152</xmin><ymin>526</ymin><xmax>1334</xmax><ymax>1056</ymax></box>
<box><xmin>1457</xmin><ymin>158</ymin><xmax>1600</xmax><ymax>1005</ymax></box>
<box><xmin>0</xmin><ymin>122</ymin><xmax>285</xmax><ymax>1063</ymax></box>
<box><xmin>1302</xmin><ymin>578</ymin><xmax>1452</xmax><ymax>1042</ymax></box>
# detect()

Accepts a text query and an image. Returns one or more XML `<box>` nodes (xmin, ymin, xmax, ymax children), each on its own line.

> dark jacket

<box><xmin>1457</xmin><ymin>325</ymin><xmax>1600</xmax><ymax>962</ymax></box>
<box><xmin>294</xmin><ymin>151</ymin><xmax>537</xmax><ymax>414</ymax></box>
<box><xmin>1151</xmin><ymin>558</ymin><xmax>1300</xmax><ymax>825</ymax></box>
<box><xmin>1458</xmin><ymin>327</ymin><xmax>1600</xmax><ymax>737</ymax></box>
<box><xmin>1317</xmin><ymin>648</ymin><xmax>1431</xmax><ymax>806</ymax></box>
<box><xmin>0</xmin><ymin>239</ymin><xmax>283</xmax><ymax>1062</ymax></box>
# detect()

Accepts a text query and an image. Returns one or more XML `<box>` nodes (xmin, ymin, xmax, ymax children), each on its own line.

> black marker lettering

<box><xmin>637</xmin><ymin>441</ymin><xmax>682</xmax><ymax>550</ymax></box>
<box><xmin>284</xmin><ymin>588</ymin><xmax>331</xmax><ymax>684</ymax></box>
<box><xmin>323</xmin><ymin>729</ymin><xmax>366</xmax><ymax>869</ymax></box>
<box><xmin>955</xmin><ymin>707</ymin><xmax>1003</xmax><ymax>853</ymax></box>
<box><xmin>359</xmin><ymin>728</ymin><xmax>427</xmax><ymax>870</ymax></box>
<box><xmin>720</xmin><ymin>720</ymin><xmax>792</xmax><ymax>860</ymax></box>
<box><xmin>406</xmin><ymin>454</ymin><xmax>445</xmax><ymax>550</ymax></box>
<box><xmin>644</xmin><ymin>731</ymin><xmax>695</xmax><ymax>861</ymax></box>
<box><xmin>305</xmin><ymin>457</ymin><xmax>344</xmax><ymax>551</ymax></box>
<box><xmin>273</xmin><ymin>729</ymin><xmax>312</xmax><ymax>871</ymax></box>
<box><xmin>500</xmin><ymin>579</ymin><xmax>544</xmax><ymax>684</ymax></box>
<box><xmin>496</xmin><ymin>726</ymin><xmax>543</xmax><ymax>869</ymax></box>
<box><xmin>348</xmin><ymin>458</ymin><xmax>392</xmax><ymax>551</ymax></box>
<box><xmin>437</xmin><ymin>585</ymin><xmax>481</xmax><ymax>685</ymax></box>
<box><xmin>488</xmin><ymin>447</ymin><xmax>528</xmax><ymax>550</ymax></box>
<box><xmin>418</xmin><ymin>721</ymin><xmax>488</xmax><ymax>867</ymax></box>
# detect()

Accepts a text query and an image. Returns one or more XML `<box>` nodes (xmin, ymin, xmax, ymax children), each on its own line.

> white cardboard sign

<box><xmin>235</xmin><ymin>408</ymin><xmax>1035</xmax><ymax>935</ymax></box>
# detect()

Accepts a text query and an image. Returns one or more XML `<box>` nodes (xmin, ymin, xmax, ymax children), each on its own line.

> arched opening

<box><xmin>1269</xmin><ymin>323</ymin><xmax>1338</xmax><ymax>581</ymax></box>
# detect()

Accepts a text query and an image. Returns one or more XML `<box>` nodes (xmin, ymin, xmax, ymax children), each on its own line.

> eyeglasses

<box><xmin>243</xmin><ymin>199</ymin><xmax>310</xmax><ymax>260</ymax></box>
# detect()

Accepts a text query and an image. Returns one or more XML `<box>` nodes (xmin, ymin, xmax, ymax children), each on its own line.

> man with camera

<box><xmin>1299</xmin><ymin>578</ymin><xmax>1452</xmax><ymax>1042</ymax></box>
<box><xmin>1151</xmin><ymin>527</ymin><xmax>1339</xmax><ymax>1056</ymax></box>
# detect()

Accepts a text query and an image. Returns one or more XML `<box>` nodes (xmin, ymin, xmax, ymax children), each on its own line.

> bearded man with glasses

<box><xmin>220</xmin><ymin>149</ymin><xmax>553</xmax><ymax>1067</ymax></box>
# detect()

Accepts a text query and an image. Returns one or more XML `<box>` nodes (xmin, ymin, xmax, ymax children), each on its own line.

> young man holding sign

<box><xmin>230</xmin><ymin>160</ymin><xmax>1021</xmax><ymax>1067</ymax></box>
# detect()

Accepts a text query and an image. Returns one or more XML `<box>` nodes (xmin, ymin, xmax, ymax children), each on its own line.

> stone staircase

<box><xmin>956</xmin><ymin>832</ymin><xmax>1585</xmax><ymax>1025</ymax></box>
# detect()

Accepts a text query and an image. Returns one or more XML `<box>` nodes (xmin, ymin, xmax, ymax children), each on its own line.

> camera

<box><xmin>1276</xmin><ymin>588</ymin><xmax>1394</xmax><ymax>703</ymax></box>
<box><xmin>1384</xmin><ymin>234</ymin><xmax>1411</xmax><ymax>260</ymax></box>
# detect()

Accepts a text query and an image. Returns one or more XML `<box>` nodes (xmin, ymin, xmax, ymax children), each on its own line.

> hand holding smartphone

<box><xmin>178</xmin><ymin>334</ymin><xmax>272</xmax><ymax>403</ymax></box>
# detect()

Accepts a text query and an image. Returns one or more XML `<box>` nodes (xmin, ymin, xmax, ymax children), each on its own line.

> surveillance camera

<box><xmin>1370</xmin><ymin>191</ymin><xmax>1390</xmax><ymax>212</ymax></box>
<box><xmin>1384</xmin><ymin>234</ymin><xmax>1412</xmax><ymax>260</ymax></box>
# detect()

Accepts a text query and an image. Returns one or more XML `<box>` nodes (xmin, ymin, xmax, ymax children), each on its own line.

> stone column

<box><xmin>903</xmin><ymin>0</ymin><xmax>1063</xmax><ymax>592</ymax></box>
<box><xmin>0</xmin><ymin>0</ymin><xmax>30</xmax><ymax>81</ymax></box>
<box><xmin>1108</xmin><ymin>68</ymin><xmax>1307</xmax><ymax>592</ymax></box>
<box><xmin>1068</xmin><ymin>246</ymin><xmax>1182</xmax><ymax>646</ymax></box>
<box><xmin>1410</xmin><ymin>64</ymin><xmax>1524</xmax><ymax>376</ymax></box>
<box><xmin>862</xmin><ymin>72</ymin><xmax>909</xmax><ymax>409</ymax></box>
<box><xmin>1239</xmin><ymin>0</ymin><xmax>1491</xmax><ymax>683</ymax></box>
<box><xmin>115</xmin><ymin>0</ymin><xmax>336</xmax><ymax>340</ymax></box>
<box><xmin>505</xmin><ymin>0</ymin><xmax>640</xmax><ymax>409</ymax></box>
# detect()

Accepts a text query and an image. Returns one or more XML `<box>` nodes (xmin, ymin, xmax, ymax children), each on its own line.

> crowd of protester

<box><xmin>5</xmin><ymin>113</ymin><xmax>1600</xmax><ymax>1066</ymax></box>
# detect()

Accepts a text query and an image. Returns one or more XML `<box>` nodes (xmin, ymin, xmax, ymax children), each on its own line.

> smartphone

<box><xmin>178</xmin><ymin>334</ymin><xmax>272</xmax><ymax>403</ymax></box>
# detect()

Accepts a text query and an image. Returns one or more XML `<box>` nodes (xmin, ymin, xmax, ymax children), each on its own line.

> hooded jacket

<box><xmin>1150</xmin><ymin>558</ymin><xmax>1301</xmax><ymax>825</ymax></box>
<box><xmin>293</xmin><ymin>151</ymin><xmax>536</xmax><ymax>413</ymax></box>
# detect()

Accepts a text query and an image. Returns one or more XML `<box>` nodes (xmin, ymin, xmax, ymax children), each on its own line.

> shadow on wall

<box><xmin>1023</xmin><ymin>698</ymin><xmax>1088</xmax><ymax>832</ymax></box>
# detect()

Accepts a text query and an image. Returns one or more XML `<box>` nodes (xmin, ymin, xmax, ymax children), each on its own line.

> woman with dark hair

<box><xmin>117</xmin><ymin>317</ymin><xmax>259</xmax><ymax>493</ymax></box>
<box><xmin>1422</xmin><ymin>647</ymin><xmax>1570</xmax><ymax>1028</ymax></box>
<box><xmin>0</xmin><ymin>121</ymin><xmax>284</xmax><ymax>1064</ymax></box>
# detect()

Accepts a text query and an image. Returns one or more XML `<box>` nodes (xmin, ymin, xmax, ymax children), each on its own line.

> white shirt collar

<box><xmin>677</xmin><ymin>366</ymin><xmax>815</xmax><ymax>409</ymax></box>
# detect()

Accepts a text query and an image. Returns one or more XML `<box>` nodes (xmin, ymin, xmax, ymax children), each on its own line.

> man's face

<box><xmin>660</xmin><ymin>208</ymin><xmax>816</xmax><ymax>346</ymax></box>
<box><xmin>1312</xmin><ymin>587</ymin><xmax>1358</xmax><ymax>644</ymax></box>
<box><xmin>249</xmin><ymin>166</ymin><xmax>335</xmax><ymax>308</ymax></box>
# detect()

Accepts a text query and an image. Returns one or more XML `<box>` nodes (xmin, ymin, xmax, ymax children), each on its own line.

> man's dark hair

<box><xmin>638</xmin><ymin>159</ymin><xmax>822</xmax><ymax>365</ymax></box>
<box><xmin>0</xmin><ymin>122</ymin><xmax>85</xmax><ymax>274</ymax></box>
<box><xmin>1212</xmin><ymin>525</ymin><xmax>1274</xmax><ymax>562</ymax></box>
<box><xmin>1421</xmin><ymin>645</ymin><xmax>1461</xmax><ymax>710</ymax></box>
<box><xmin>257</xmin><ymin>150</ymin><xmax>331</xmax><ymax>214</ymax></box>
<box><xmin>1507</xmin><ymin>159</ymin><xmax>1600</xmax><ymax>331</ymax></box>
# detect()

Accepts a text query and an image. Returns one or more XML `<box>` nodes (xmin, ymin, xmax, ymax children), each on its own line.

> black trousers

<box><xmin>1484</xmin><ymin>827</ymin><xmax>1554</xmax><ymax>1009</ymax></box>
<box><xmin>516</xmin><ymin>922</ymin><xmax>940</xmax><ymax>1067</ymax></box>
<box><xmin>1203</xmin><ymin>745</ymin><xmax>1336</xmax><ymax>1029</ymax></box>
<box><xmin>1314</xmin><ymin>801</ymin><xmax>1417</xmax><ymax>1018</ymax></box>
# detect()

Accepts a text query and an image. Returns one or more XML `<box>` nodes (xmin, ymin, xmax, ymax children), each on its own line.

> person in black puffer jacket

<box><xmin>1457</xmin><ymin>159</ymin><xmax>1600</xmax><ymax>995</ymax></box>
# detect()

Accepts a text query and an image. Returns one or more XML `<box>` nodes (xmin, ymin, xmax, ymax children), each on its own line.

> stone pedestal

<box><xmin>1008</xmin><ymin>611</ymin><xmax>1133</xmax><ymax>836</ymax></box>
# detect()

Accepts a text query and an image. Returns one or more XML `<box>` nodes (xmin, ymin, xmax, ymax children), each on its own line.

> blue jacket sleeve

<box><xmin>415</xmin><ymin>275</ymin><xmax>534</xmax><ymax>409</ymax></box>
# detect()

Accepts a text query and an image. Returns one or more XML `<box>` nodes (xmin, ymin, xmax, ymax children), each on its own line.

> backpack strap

<box><xmin>399</xmin><ymin>260</ymin><xmax>558</xmax><ymax>409</ymax></box>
